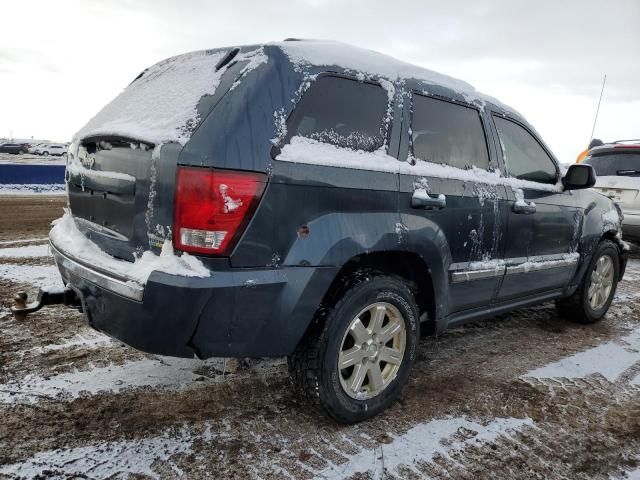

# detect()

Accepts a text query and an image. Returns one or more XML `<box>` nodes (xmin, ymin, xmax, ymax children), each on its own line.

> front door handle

<box><xmin>412</xmin><ymin>190</ymin><xmax>446</xmax><ymax>210</ymax></box>
<box><xmin>512</xmin><ymin>200</ymin><xmax>536</xmax><ymax>214</ymax></box>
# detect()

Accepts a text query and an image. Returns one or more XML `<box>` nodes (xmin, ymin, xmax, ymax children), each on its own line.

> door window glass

<box><xmin>411</xmin><ymin>94</ymin><xmax>490</xmax><ymax>170</ymax></box>
<box><xmin>494</xmin><ymin>116</ymin><xmax>557</xmax><ymax>184</ymax></box>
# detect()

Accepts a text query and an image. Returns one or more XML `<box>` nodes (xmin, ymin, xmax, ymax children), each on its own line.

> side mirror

<box><xmin>562</xmin><ymin>164</ymin><xmax>596</xmax><ymax>190</ymax></box>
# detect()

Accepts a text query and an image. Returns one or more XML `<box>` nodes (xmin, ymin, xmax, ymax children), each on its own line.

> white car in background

<box><xmin>28</xmin><ymin>143</ymin><xmax>46</xmax><ymax>154</ymax></box>
<box><xmin>584</xmin><ymin>140</ymin><xmax>640</xmax><ymax>244</ymax></box>
<box><xmin>35</xmin><ymin>143</ymin><xmax>68</xmax><ymax>157</ymax></box>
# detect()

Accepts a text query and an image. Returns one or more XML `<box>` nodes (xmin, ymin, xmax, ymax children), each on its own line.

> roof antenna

<box><xmin>590</xmin><ymin>74</ymin><xmax>607</xmax><ymax>141</ymax></box>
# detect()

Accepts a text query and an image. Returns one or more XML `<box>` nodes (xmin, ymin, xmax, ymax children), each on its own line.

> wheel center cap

<box><xmin>364</xmin><ymin>343</ymin><xmax>378</xmax><ymax>357</ymax></box>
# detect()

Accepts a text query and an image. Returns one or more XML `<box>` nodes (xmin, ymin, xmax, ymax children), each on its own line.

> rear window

<box><xmin>410</xmin><ymin>94</ymin><xmax>490</xmax><ymax>170</ymax></box>
<box><xmin>584</xmin><ymin>153</ymin><xmax>640</xmax><ymax>177</ymax></box>
<box><xmin>284</xmin><ymin>76</ymin><xmax>388</xmax><ymax>152</ymax></box>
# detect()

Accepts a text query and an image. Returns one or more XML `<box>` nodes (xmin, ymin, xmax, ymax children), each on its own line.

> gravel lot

<box><xmin>0</xmin><ymin>196</ymin><xmax>639</xmax><ymax>479</ymax></box>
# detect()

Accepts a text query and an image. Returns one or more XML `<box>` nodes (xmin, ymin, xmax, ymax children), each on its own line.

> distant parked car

<box><xmin>28</xmin><ymin>143</ymin><xmax>46</xmax><ymax>154</ymax></box>
<box><xmin>584</xmin><ymin>140</ymin><xmax>640</xmax><ymax>243</ymax></box>
<box><xmin>36</xmin><ymin>144</ymin><xmax>68</xmax><ymax>157</ymax></box>
<box><xmin>0</xmin><ymin>143</ymin><xmax>28</xmax><ymax>154</ymax></box>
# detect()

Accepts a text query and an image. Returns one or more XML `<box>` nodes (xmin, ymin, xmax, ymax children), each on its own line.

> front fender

<box><xmin>571</xmin><ymin>192</ymin><xmax>623</xmax><ymax>287</ymax></box>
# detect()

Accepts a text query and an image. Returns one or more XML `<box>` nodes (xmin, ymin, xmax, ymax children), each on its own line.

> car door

<box><xmin>398</xmin><ymin>91</ymin><xmax>509</xmax><ymax>314</ymax></box>
<box><xmin>491</xmin><ymin>115</ymin><xmax>580</xmax><ymax>301</ymax></box>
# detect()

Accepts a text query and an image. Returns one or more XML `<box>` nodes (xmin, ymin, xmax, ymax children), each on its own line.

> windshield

<box><xmin>584</xmin><ymin>152</ymin><xmax>640</xmax><ymax>177</ymax></box>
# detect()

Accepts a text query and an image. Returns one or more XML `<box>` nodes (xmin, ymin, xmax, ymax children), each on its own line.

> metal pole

<box><xmin>590</xmin><ymin>74</ymin><xmax>607</xmax><ymax>140</ymax></box>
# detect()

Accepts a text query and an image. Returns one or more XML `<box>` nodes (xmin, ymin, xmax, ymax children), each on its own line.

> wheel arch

<box><xmin>316</xmin><ymin>250</ymin><xmax>439</xmax><ymax>334</ymax></box>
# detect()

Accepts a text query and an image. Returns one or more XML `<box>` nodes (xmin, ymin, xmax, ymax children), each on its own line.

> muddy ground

<box><xmin>0</xmin><ymin>196</ymin><xmax>66</xmax><ymax>242</ymax></box>
<box><xmin>0</xmin><ymin>195</ymin><xmax>639</xmax><ymax>479</ymax></box>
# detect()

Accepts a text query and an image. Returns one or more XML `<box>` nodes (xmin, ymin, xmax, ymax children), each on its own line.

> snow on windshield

<box><xmin>74</xmin><ymin>48</ymin><xmax>267</xmax><ymax>146</ymax></box>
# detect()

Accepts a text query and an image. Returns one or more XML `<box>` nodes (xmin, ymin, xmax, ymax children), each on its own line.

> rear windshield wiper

<box><xmin>616</xmin><ymin>169</ymin><xmax>640</xmax><ymax>176</ymax></box>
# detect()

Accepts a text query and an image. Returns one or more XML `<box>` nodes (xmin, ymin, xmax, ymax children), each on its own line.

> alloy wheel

<box><xmin>588</xmin><ymin>255</ymin><xmax>614</xmax><ymax>310</ymax></box>
<box><xmin>338</xmin><ymin>301</ymin><xmax>406</xmax><ymax>400</ymax></box>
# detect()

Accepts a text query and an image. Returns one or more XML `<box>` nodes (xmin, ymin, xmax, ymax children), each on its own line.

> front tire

<box><xmin>289</xmin><ymin>274</ymin><xmax>419</xmax><ymax>423</ymax></box>
<box><xmin>556</xmin><ymin>240</ymin><xmax>620</xmax><ymax>324</ymax></box>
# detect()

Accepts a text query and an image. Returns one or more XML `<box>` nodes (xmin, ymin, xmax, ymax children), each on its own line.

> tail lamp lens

<box><xmin>173</xmin><ymin>167</ymin><xmax>266</xmax><ymax>255</ymax></box>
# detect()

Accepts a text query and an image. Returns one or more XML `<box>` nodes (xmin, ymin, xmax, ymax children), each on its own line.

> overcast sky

<box><xmin>1</xmin><ymin>0</ymin><xmax>638</xmax><ymax>163</ymax></box>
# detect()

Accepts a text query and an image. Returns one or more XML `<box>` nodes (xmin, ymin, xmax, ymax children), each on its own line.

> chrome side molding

<box><xmin>450</xmin><ymin>254</ymin><xmax>579</xmax><ymax>283</ymax></box>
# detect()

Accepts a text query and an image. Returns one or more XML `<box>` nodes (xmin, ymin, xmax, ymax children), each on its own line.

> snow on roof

<box><xmin>274</xmin><ymin>40</ymin><xmax>473</xmax><ymax>91</ymax></box>
<box><xmin>74</xmin><ymin>40</ymin><xmax>518</xmax><ymax>147</ymax></box>
<box><xmin>272</xmin><ymin>40</ymin><xmax>517</xmax><ymax>114</ymax></box>
<box><xmin>74</xmin><ymin>48</ymin><xmax>267</xmax><ymax>146</ymax></box>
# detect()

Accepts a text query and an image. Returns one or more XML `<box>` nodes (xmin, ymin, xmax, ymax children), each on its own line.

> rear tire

<box><xmin>556</xmin><ymin>240</ymin><xmax>620</xmax><ymax>324</ymax></box>
<box><xmin>288</xmin><ymin>274</ymin><xmax>419</xmax><ymax>423</ymax></box>
<box><xmin>43</xmin><ymin>151</ymin><xmax>49</xmax><ymax>156</ymax></box>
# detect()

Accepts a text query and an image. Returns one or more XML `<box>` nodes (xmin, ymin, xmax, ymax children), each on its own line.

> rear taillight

<box><xmin>173</xmin><ymin>167</ymin><xmax>266</xmax><ymax>255</ymax></box>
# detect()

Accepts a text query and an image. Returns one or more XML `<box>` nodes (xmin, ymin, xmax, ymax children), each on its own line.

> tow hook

<box><xmin>11</xmin><ymin>288</ymin><xmax>81</xmax><ymax>321</ymax></box>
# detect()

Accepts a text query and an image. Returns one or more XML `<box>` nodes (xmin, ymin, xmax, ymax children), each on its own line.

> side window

<box><xmin>494</xmin><ymin>116</ymin><xmax>557</xmax><ymax>184</ymax></box>
<box><xmin>411</xmin><ymin>94</ymin><xmax>490</xmax><ymax>170</ymax></box>
<box><xmin>285</xmin><ymin>76</ymin><xmax>388</xmax><ymax>152</ymax></box>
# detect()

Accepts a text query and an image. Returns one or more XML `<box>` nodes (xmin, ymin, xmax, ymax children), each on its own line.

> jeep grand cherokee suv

<box><xmin>44</xmin><ymin>40</ymin><xmax>627</xmax><ymax>423</ymax></box>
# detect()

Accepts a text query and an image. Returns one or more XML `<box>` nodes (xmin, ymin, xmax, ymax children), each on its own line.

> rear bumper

<box><xmin>51</xmin><ymin>241</ymin><xmax>337</xmax><ymax>359</ymax></box>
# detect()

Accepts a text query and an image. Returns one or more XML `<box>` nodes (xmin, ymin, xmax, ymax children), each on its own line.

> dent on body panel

<box><xmin>283</xmin><ymin>212</ymin><xmax>401</xmax><ymax>267</ymax></box>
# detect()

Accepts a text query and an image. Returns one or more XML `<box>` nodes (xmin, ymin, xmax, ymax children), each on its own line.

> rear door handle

<box><xmin>412</xmin><ymin>190</ymin><xmax>446</xmax><ymax>210</ymax></box>
<box><xmin>512</xmin><ymin>200</ymin><xmax>536</xmax><ymax>214</ymax></box>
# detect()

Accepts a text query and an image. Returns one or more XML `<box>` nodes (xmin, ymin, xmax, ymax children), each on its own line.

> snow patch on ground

<box><xmin>0</xmin><ymin>427</ymin><xmax>199</xmax><ymax>479</ymax></box>
<box><xmin>318</xmin><ymin>416</ymin><xmax>534</xmax><ymax>479</ymax></box>
<box><xmin>611</xmin><ymin>467</ymin><xmax>640</xmax><ymax>480</ymax></box>
<box><xmin>50</xmin><ymin>212</ymin><xmax>209</xmax><ymax>284</ymax></box>
<box><xmin>35</xmin><ymin>332</ymin><xmax>113</xmax><ymax>353</ymax></box>
<box><xmin>0</xmin><ymin>184</ymin><xmax>65</xmax><ymax>195</ymax></box>
<box><xmin>0</xmin><ymin>243</ymin><xmax>50</xmax><ymax>258</ymax></box>
<box><xmin>0</xmin><ymin>237</ymin><xmax>48</xmax><ymax>246</ymax></box>
<box><xmin>523</xmin><ymin>328</ymin><xmax>640</xmax><ymax>382</ymax></box>
<box><xmin>0</xmin><ymin>263</ymin><xmax>63</xmax><ymax>290</ymax></box>
<box><xmin>0</xmin><ymin>356</ymin><xmax>217</xmax><ymax>404</ymax></box>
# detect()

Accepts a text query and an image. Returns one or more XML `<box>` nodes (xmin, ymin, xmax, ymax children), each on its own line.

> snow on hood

<box><xmin>74</xmin><ymin>48</ymin><xmax>267</xmax><ymax>146</ymax></box>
